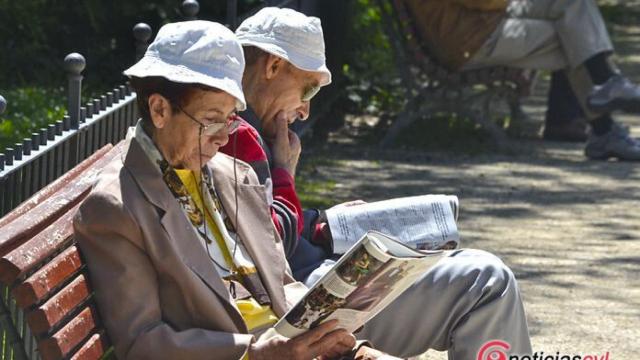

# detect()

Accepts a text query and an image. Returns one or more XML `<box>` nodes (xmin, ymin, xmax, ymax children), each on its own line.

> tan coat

<box><xmin>403</xmin><ymin>0</ymin><xmax>508</xmax><ymax>70</ymax></box>
<box><xmin>74</xmin><ymin>137</ymin><xmax>306</xmax><ymax>360</ymax></box>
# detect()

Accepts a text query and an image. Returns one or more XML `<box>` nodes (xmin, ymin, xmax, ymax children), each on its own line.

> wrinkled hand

<box><xmin>329</xmin><ymin>200</ymin><xmax>367</xmax><ymax>211</ymax></box>
<box><xmin>353</xmin><ymin>346</ymin><xmax>403</xmax><ymax>360</ymax></box>
<box><xmin>271</xmin><ymin>111</ymin><xmax>302</xmax><ymax>177</ymax></box>
<box><xmin>248</xmin><ymin>320</ymin><xmax>355</xmax><ymax>360</ymax></box>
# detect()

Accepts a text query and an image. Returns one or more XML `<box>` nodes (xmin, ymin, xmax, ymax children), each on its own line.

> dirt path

<box><xmin>300</xmin><ymin>7</ymin><xmax>640</xmax><ymax>359</ymax></box>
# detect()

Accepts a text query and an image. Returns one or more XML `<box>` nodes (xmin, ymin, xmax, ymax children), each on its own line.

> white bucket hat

<box><xmin>124</xmin><ymin>20</ymin><xmax>247</xmax><ymax>110</ymax></box>
<box><xmin>235</xmin><ymin>7</ymin><xmax>332</xmax><ymax>86</ymax></box>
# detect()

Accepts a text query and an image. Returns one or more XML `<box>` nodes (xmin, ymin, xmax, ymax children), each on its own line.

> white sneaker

<box><xmin>584</xmin><ymin>123</ymin><xmax>640</xmax><ymax>161</ymax></box>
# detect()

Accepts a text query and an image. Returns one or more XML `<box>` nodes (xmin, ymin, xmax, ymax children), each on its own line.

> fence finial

<box><xmin>133</xmin><ymin>23</ymin><xmax>153</xmax><ymax>61</ymax></box>
<box><xmin>64</xmin><ymin>53</ymin><xmax>86</xmax><ymax>130</ymax></box>
<box><xmin>182</xmin><ymin>0</ymin><xmax>200</xmax><ymax>20</ymax></box>
<box><xmin>226</xmin><ymin>0</ymin><xmax>238</xmax><ymax>30</ymax></box>
<box><xmin>0</xmin><ymin>95</ymin><xmax>6</xmax><ymax>115</ymax></box>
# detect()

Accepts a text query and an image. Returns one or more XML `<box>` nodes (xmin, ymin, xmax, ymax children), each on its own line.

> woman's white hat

<box><xmin>235</xmin><ymin>7</ymin><xmax>332</xmax><ymax>86</ymax></box>
<box><xmin>124</xmin><ymin>21</ymin><xmax>247</xmax><ymax>110</ymax></box>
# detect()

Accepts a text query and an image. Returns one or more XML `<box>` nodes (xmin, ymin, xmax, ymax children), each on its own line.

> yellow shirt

<box><xmin>174</xmin><ymin>169</ymin><xmax>278</xmax><ymax>332</ymax></box>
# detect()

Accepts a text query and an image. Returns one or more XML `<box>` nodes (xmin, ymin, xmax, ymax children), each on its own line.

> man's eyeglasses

<box><xmin>176</xmin><ymin>105</ymin><xmax>241</xmax><ymax>136</ymax></box>
<box><xmin>301</xmin><ymin>84</ymin><xmax>321</xmax><ymax>102</ymax></box>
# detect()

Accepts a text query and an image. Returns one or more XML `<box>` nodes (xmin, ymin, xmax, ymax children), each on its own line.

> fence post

<box><xmin>226</xmin><ymin>0</ymin><xmax>238</xmax><ymax>29</ymax></box>
<box><xmin>0</xmin><ymin>95</ymin><xmax>5</xmax><ymax>171</ymax></box>
<box><xmin>0</xmin><ymin>95</ymin><xmax>6</xmax><ymax>115</ymax></box>
<box><xmin>182</xmin><ymin>0</ymin><xmax>200</xmax><ymax>20</ymax></box>
<box><xmin>64</xmin><ymin>53</ymin><xmax>85</xmax><ymax>130</ymax></box>
<box><xmin>133</xmin><ymin>23</ymin><xmax>152</xmax><ymax>61</ymax></box>
<box><xmin>64</xmin><ymin>53</ymin><xmax>85</xmax><ymax>167</ymax></box>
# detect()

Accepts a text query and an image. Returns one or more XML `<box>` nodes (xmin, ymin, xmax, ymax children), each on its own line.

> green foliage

<box><xmin>0</xmin><ymin>87</ymin><xmax>66</xmax><ymax>152</ymax></box>
<box><xmin>341</xmin><ymin>0</ymin><xmax>406</xmax><ymax>117</ymax></box>
<box><xmin>0</xmin><ymin>0</ymin><xmax>235</xmax><ymax>88</ymax></box>
<box><xmin>0</xmin><ymin>0</ymin><xmax>259</xmax><ymax>153</ymax></box>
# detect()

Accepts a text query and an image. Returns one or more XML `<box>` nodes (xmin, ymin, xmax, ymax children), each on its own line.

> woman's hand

<box><xmin>248</xmin><ymin>320</ymin><xmax>356</xmax><ymax>360</ymax></box>
<box><xmin>353</xmin><ymin>345</ymin><xmax>403</xmax><ymax>360</ymax></box>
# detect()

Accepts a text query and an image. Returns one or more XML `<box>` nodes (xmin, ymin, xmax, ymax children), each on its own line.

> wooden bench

<box><xmin>376</xmin><ymin>0</ymin><xmax>537</xmax><ymax>147</ymax></box>
<box><xmin>0</xmin><ymin>142</ymin><xmax>124</xmax><ymax>360</ymax></box>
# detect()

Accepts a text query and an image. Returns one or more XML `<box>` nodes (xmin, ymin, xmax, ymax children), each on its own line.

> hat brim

<box><xmin>124</xmin><ymin>56</ymin><xmax>247</xmax><ymax>111</ymax></box>
<box><xmin>240</xmin><ymin>40</ymin><xmax>332</xmax><ymax>87</ymax></box>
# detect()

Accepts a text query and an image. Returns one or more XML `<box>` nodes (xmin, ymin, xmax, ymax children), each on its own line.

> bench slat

<box><xmin>38</xmin><ymin>306</ymin><xmax>98</xmax><ymax>360</ymax></box>
<box><xmin>12</xmin><ymin>246</ymin><xmax>83</xmax><ymax>309</ymax></box>
<box><xmin>0</xmin><ymin>204</ymin><xmax>78</xmax><ymax>285</ymax></box>
<box><xmin>26</xmin><ymin>274</ymin><xmax>90</xmax><ymax>335</ymax></box>
<box><xmin>69</xmin><ymin>332</ymin><xmax>109</xmax><ymax>360</ymax></box>
<box><xmin>0</xmin><ymin>144</ymin><xmax>113</xmax><ymax>229</ymax></box>
<box><xmin>0</xmin><ymin>142</ymin><xmax>123</xmax><ymax>257</ymax></box>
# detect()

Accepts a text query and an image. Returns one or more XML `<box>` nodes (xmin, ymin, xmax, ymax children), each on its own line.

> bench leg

<box><xmin>379</xmin><ymin>94</ymin><xmax>427</xmax><ymax>147</ymax></box>
<box><xmin>464</xmin><ymin>92</ymin><xmax>510</xmax><ymax>149</ymax></box>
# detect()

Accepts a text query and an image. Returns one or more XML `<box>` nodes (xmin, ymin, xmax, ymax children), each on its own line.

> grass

<box><xmin>296</xmin><ymin>157</ymin><xmax>341</xmax><ymax>209</ymax></box>
<box><xmin>393</xmin><ymin>113</ymin><xmax>497</xmax><ymax>154</ymax></box>
<box><xmin>599</xmin><ymin>1</ymin><xmax>640</xmax><ymax>25</ymax></box>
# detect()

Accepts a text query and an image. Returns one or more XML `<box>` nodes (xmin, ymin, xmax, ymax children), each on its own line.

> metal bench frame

<box><xmin>376</xmin><ymin>0</ymin><xmax>537</xmax><ymax>147</ymax></box>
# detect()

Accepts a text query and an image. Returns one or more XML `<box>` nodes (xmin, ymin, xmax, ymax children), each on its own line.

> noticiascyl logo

<box><xmin>477</xmin><ymin>340</ymin><xmax>511</xmax><ymax>360</ymax></box>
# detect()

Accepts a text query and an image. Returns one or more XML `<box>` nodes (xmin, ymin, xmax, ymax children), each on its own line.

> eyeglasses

<box><xmin>176</xmin><ymin>105</ymin><xmax>241</xmax><ymax>136</ymax></box>
<box><xmin>301</xmin><ymin>84</ymin><xmax>321</xmax><ymax>102</ymax></box>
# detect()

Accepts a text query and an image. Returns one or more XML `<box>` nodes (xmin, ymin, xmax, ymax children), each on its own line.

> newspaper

<box><xmin>274</xmin><ymin>231</ymin><xmax>445</xmax><ymax>338</ymax></box>
<box><xmin>326</xmin><ymin>195</ymin><xmax>460</xmax><ymax>254</ymax></box>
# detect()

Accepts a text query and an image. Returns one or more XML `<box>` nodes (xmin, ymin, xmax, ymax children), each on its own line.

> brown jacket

<box><xmin>74</xmin><ymin>137</ymin><xmax>306</xmax><ymax>360</ymax></box>
<box><xmin>403</xmin><ymin>0</ymin><xmax>508</xmax><ymax>70</ymax></box>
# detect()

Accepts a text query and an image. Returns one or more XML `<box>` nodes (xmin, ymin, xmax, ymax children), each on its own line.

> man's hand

<box><xmin>328</xmin><ymin>199</ymin><xmax>367</xmax><ymax>210</ymax></box>
<box><xmin>271</xmin><ymin>111</ymin><xmax>302</xmax><ymax>177</ymax></box>
<box><xmin>248</xmin><ymin>320</ymin><xmax>356</xmax><ymax>360</ymax></box>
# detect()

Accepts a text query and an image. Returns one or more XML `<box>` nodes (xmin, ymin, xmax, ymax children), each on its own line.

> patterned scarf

<box><xmin>132</xmin><ymin>123</ymin><xmax>271</xmax><ymax>305</ymax></box>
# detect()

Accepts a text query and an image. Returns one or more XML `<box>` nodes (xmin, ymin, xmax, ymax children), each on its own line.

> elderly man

<box><xmin>405</xmin><ymin>0</ymin><xmax>640</xmax><ymax>160</ymax></box>
<box><xmin>220</xmin><ymin>7</ymin><xmax>532</xmax><ymax>359</ymax></box>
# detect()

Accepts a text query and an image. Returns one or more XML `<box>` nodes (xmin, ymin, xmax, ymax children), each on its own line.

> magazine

<box><xmin>326</xmin><ymin>194</ymin><xmax>460</xmax><ymax>254</ymax></box>
<box><xmin>274</xmin><ymin>231</ymin><xmax>445</xmax><ymax>338</ymax></box>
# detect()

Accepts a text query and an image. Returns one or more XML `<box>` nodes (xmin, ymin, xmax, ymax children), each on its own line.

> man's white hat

<box><xmin>235</xmin><ymin>7</ymin><xmax>332</xmax><ymax>86</ymax></box>
<box><xmin>124</xmin><ymin>21</ymin><xmax>247</xmax><ymax>110</ymax></box>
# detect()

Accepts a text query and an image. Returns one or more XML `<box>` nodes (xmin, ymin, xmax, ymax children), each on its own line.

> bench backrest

<box><xmin>384</xmin><ymin>0</ymin><xmax>534</xmax><ymax>96</ymax></box>
<box><xmin>0</xmin><ymin>142</ymin><xmax>124</xmax><ymax>360</ymax></box>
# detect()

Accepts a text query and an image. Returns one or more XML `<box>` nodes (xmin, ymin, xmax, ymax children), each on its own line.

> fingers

<box><xmin>274</xmin><ymin>111</ymin><xmax>289</xmax><ymax>142</ymax></box>
<box><xmin>345</xmin><ymin>200</ymin><xmax>366</xmax><ymax>207</ymax></box>
<box><xmin>288</xmin><ymin>129</ymin><xmax>302</xmax><ymax>154</ymax></box>
<box><xmin>330</xmin><ymin>199</ymin><xmax>367</xmax><ymax>211</ymax></box>
<box><xmin>308</xmin><ymin>328</ymin><xmax>354</xmax><ymax>359</ymax></box>
<box><xmin>295</xmin><ymin>319</ymin><xmax>338</xmax><ymax>345</ymax></box>
<box><xmin>328</xmin><ymin>332</ymin><xmax>356</xmax><ymax>357</ymax></box>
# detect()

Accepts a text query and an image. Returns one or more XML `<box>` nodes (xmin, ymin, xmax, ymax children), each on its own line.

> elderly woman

<box><xmin>73</xmin><ymin>21</ymin><xmax>365</xmax><ymax>360</ymax></box>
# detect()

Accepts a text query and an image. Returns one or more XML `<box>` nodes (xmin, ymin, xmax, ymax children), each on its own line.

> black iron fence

<box><xmin>0</xmin><ymin>1</ymin><xmax>308</xmax><ymax>359</ymax></box>
<box><xmin>0</xmin><ymin>0</ymin><xmax>305</xmax><ymax>219</ymax></box>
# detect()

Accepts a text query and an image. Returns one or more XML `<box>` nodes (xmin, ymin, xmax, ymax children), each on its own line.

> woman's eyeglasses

<box><xmin>176</xmin><ymin>105</ymin><xmax>241</xmax><ymax>136</ymax></box>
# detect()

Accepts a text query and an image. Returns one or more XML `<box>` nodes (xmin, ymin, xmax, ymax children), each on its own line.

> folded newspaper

<box><xmin>326</xmin><ymin>194</ymin><xmax>460</xmax><ymax>254</ymax></box>
<box><xmin>274</xmin><ymin>231</ymin><xmax>445</xmax><ymax>338</ymax></box>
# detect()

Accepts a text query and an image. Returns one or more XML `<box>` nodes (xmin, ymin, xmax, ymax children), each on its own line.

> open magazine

<box><xmin>326</xmin><ymin>194</ymin><xmax>460</xmax><ymax>254</ymax></box>
<box><xmin>274</xmin><ymin>231</ymin><xmax>445</xmax><ymax>338</ymax></box>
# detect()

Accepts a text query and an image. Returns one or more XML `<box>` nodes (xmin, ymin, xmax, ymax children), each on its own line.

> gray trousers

<box><xmin>304</xmin><ymin>249</ymin><xmax>532</xmax><ymax>359</ymax></box>
<box><xmin>465</xmin><ymin>0</ymin><xmax>615</xmax><ymax>120</ymax></box>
